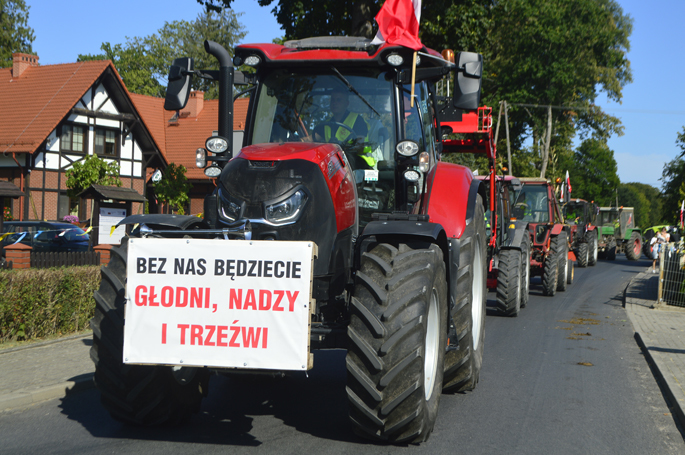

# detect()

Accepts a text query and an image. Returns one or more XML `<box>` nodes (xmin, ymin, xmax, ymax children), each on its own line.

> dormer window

<box><xmin>95</xmin><ymin>128</ymin><xmax>118</xmax><ymax>156</ymax></box>
<box><xmin>60</xmin><ymin>124</ymin><xmax>85</xmax><ymax>153</ymax></box>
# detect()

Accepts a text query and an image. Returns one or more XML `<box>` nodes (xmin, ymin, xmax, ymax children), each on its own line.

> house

<box><xmin>0</xmin><ymin>52</ymin><xmax>250</xmax><ymax>228</ymax></box>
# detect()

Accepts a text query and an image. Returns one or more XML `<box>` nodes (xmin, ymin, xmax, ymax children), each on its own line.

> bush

<box><xmin>0</xmin><ymin>266</ymin><xmax>100</xmax><ymax>342</ymax></box>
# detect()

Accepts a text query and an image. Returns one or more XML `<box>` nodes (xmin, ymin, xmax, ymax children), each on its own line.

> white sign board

<box><xmin>123</xmin><ymin>238</ymin><xmax>315</xmax><ymax>371</ymax></box>
<box><xmin>99</xmin><ymin>208</ymin><xmax>127</xmax><ymax>244</ymax></box>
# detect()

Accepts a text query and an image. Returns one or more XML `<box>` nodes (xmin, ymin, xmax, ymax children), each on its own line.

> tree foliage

<box><xmin>65</xmin><ymin>155</ymin><xmax>122</xmax><ymax>199</ymax></box>
<box><xmin>568</xmin><ymin>138</ymin><xmax>619</xmax><ymax>206</ymax></box>
<box><xmin>0</xmin><ymin>0</ymin><xmax>35</xmax><ymax>68</ymax></box>
<box><xmin>618</xmin><ymin>182</ymin><xmax>663</xmax><ymax>228</ymax></box>
<box><xmin>80</xmin><ymin>8</ymin><xmax>246</xmax><ymax>99</ymax></box>
<box><xmin>659</xmin><ymin>128</ymin><xmax>685</xmax><ymax>225</ymax></box>
<box><xmin>153</xmin><ymin>163</ymin><xmax>192</xmax><ymax>215</ymax></box>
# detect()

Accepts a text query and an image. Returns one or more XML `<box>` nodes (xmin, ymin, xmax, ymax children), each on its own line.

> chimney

<box><xmin>12</xmin><ymin>53</ymin><xmax>39</xmax><ymax>78</ymax></box>
<box><xmin>182</xmin><ymin>91</ymin><xmax>204</xmax><ymax>118</ymax></box>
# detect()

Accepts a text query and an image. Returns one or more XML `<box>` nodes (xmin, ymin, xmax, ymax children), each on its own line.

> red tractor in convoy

<box><xmin>440</xmin><ymin>108</ymin><xmax>530</xmax><ymax>316</ymax></box>
<box><xmin>514</xmin><ymin>178</ymin><xmax>575</xmax><ymax>296</ymax></box>
<box><xmin>562</xmin><ymin>198</ymin><xmax>599</xmax><ymax>267</ymax></box>
<box><xmin>90</xmin><ymin>36</ymin><xmax>489</xmax><ymax>443</ymax></box>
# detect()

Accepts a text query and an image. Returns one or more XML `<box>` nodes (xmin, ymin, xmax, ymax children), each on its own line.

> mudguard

<box><xmin>425</xmin><ymin>162</ymin><xmax>485</xmax><ymax>239</ymax></box>
<box><xmin>502</xmin><ymin>219</ymin><xmax>529</xmax><ymax>250</ymax></box>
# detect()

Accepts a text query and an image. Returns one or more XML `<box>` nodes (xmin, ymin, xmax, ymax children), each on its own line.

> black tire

<box><xmin>555</xmin><ymin>233</ymin><xmax>569</xmax><ymax>292</ymax></box>
<box><xmin>346</xmin><ymin>243</ymin><xmax>447</xmax><ymax>443</ymax></box>
<box><xmin>576</xmin><ymin>242</ymin><xmax>589</xmax><ymax>268</ymax></box>
<box><xmin>542</xmin><ymin>246</ymin><xmax>558</xmax><ymax>296</ymax></box>
<box><xmin>625</xmin><ymin>231</ymin><xmax>642</xmax><ymax>261</ymax></box>
<box><xmin>520</xmin><ymin>236</ymin><xmax>531</xmax><ymax>309</ymax></box>
<box><xmin>442</xmin><ymin>196</ymin><xmax>487</xmax><ymax>393</ymax></box>
<box><xmin>607</xmin><ymin>240</ymin><xmax>617</xmax><ymax>260</ymax></box>
<box><xmin>90</xmin><ymin>238</ymin><xmax>209</xmax><ymax>426</ymax></box>
<box><xmin>496</xmin><ymin>249</ymin><xmax>522</xmax><ymax>317</ymax></box>
<box><xmin>566</xmin><ymin>257</ymin><xmax>574</xmax><ymax>285</ymax></box>
<box><xmin>588</xmin><ymin>233</ymin><xmax>598</xmax><ymax>266</ymax></box>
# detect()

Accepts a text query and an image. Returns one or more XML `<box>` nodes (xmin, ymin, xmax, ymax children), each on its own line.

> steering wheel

<box><xmin>316</xmin><ymin>121</ymin><xmax>359</xmax><ymax>144</ymax></box>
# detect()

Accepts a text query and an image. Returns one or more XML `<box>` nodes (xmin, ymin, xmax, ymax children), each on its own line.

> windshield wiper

<box><xmin>330</xmin><ymin>66</ymin><xmax>380</xmax><ymax>117</ymax></box>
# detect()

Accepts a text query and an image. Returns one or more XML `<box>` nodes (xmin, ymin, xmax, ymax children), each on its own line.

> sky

<box><xmin>24</xmin><ymin>0</ymin><xmax>685</xmax><ymax>190</ymax></box>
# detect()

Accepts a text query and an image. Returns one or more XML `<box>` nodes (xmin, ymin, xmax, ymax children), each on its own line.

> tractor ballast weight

<box><xmin>90</xmin><ymin>37</ymin><xmax>489</xmax><ymax>443</ymax></box>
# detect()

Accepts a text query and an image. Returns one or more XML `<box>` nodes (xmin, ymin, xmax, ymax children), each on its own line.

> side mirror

<box><xmin>164</xmin><ymin>57</ymin><xmax>194</xmax><ymax>111</ymax></box>
<box><xmin>453</xmin><ymin>52</ymin><xmax>483</xmax><ymax>111</ymax></box>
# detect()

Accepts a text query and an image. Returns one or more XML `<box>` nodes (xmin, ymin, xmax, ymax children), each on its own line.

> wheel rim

<box><xmin>634</xmin><ymin>239</ymin><xmax>641</xmax><ymax>256</ymax></box>
<box><xmin>592</xmin><ymin>238</ymin><xmax>598</xmax><ymax>261</ymax></box>
<box><xmin>424</xmin><ymin>289</ymin><xmax>440</xmax><ymax>401</ymax></box>
<box><xmin>472</xmin><ymin>236</ymin><xmax>484</xmax><ymax>350</ymax></box>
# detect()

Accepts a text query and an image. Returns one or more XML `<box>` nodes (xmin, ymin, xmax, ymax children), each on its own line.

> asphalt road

<box><xmin>1</xmin><ymin>255</ymin><xmax>684</xmax><ymax>454</ymax></box>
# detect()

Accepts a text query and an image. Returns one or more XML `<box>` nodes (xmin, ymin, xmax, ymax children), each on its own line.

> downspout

<box><xmin>10</xmin><ymin>153</ymin><xmax>24</xmax><ymax>221</ymax></box>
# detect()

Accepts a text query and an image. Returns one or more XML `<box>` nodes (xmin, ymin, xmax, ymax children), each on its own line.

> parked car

<box><xmin>1</xmin><ymin>221</ymin><xmax>90</xmax><ymax>253</ymax></box>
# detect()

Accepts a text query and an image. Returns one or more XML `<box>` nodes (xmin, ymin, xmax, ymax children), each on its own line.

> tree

<box><xmin>618</xmin><ymin>182</ymin><xmax>663</xmax><ymax>228</ymax></box>
<box><xmin>79</xmin><ymin>43</ymin><xmax>165</xmax><ymax>97</ymax></box>
<box><xmin>153</xmin><ymin>163</ymin><xmax>192</xmax><ymax>215</ymax></box>
<box><xmin>568</xmin><ymin>138</ymin><xmax>619</xmax><ymax>206</ymax></box>
<box><xmin>660</xmin><ymin>128</ymin><xmax>685</xmax><ymax>225</ymax></box>
<box><xmin>0</xmin><ymin>0</ymin><xmax>35</xmax><ymax>67</ymax></box>
<box><xmin>80</xmin><ymin>8</ymin><xmax>246</xmax><ymax>99</ymax></box>
<box><xmin>65</xmin><ymin>155</ymin><xmax>122</xmax><ymax>199</ymax></box>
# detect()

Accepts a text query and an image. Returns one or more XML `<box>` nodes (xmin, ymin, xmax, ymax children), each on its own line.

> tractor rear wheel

<box><xmin>566</xmin><ymin>257</ymin><xmax>574</xmax><ymax>284</ymax></box>
<box><xmin>442</xmin><ymin>195</ymin><xmax>487</xmax><ymax>393</ymax></box>
<box><xmin>588</xmin><ymin>233</ymin><xmax>598</xmax><ymax>266</ymax></box>
<box><xmin>520</xmin><ymin>236</ymin><xmax>531</xmax><ymax>309</ymax></box>
<box><xmin>625</xmin><ymin>231</ymin><xmax>642</xmax><ymax>261</ymax></box>
<box><xmin>555</xmin><ymin>233</ymin><xmax>569</xmax><ymax>292</ymax></box>
<box><xmin>496</xmin><ymin>249</ymin><xmax>522</xmax><ymax>317</ymax></box>
<box><xmin>346</xmin><ymin>243</ymin><xmax>447</xmax><ymax>443</ymax></box>
<box><xmin>90</xmin><ymin>238</ymin><xmax>209</xmax><ymax>426</ymax></box>
<box><xmin>577</xmin><ymin>242</ymin><xmax>589</xmax><ymax>267</ymax></box>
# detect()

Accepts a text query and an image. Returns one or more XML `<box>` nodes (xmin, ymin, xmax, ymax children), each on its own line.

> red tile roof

<box><xmin>0</xmin><ymin>60</ymin><xmax>115</xmax><ymax>154</ymax></box>
<box><xmin>130</xmin><ymin>94</ymin><xmax>250</xmax><ymax>180</ymax></box>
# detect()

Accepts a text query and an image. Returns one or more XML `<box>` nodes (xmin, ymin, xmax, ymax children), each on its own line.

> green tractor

<box><xmin>597</xmin><ymin>207</ymin><xmax>642</xmax><ymax>260</ymax></box>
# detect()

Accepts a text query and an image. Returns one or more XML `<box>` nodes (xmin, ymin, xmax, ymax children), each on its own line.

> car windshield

<box><xmin>513</xmin><ymin>185</ymin><xmax>549</xmax><ymax>223</ymax></box>
<box><xmin>251</xmin><ymin>69</ymin><xmax>396</xmax><ymax>168</ymax></box>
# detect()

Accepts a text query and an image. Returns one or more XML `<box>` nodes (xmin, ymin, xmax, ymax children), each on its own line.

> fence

<box><xmin>658</xmin><ymin>243</ymin><xmax>685</xmax><ymax>307</ymax></box>
<box><xmin>30</xmin><ymin>251</ymin><xmax>101</xmax><ymax>269</ymax></box>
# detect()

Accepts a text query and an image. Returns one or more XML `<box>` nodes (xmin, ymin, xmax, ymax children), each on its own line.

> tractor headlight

<box><xmin>206</xmin><ymin>136</ymin><xmax>229</xmax><ymax>154</ymax></box>
<box><xmin>196</xmin><ymin>148</ymin><xmax>207</xmax><ymax>168</ymax></box>
<box><xmin>264</xmin><ymin>189</ymin><xmax>308</xmax><ymax>225</ymax></box>
<box><xmin>397</xmin><ymin>140</ymin><xmax>419</xmax><ymax>157</ymax></box>
<box><xmin>218</xmin><ymin>187</ymin><xmax>244</xmax><ymax>222</ymax></box>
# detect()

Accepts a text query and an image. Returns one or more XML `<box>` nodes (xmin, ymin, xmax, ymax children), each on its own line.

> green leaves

<box><xmin>153</xmin><ymin>163</ymin><xmax>192</xmax><ymax>215</ymax></box>
<box><xmin>65</xmin><ymin>155</ymin><xmax>122</xmax><ymax>199</ymax></box>
<box><xmin>80</xmin><ymin>8</ymin><xmax>246</xmax><ymax>99</ymax></box>
<box><xmin>0</xmin><ymin>0</ymin><xmax>35</xmax><ymax>68</ymax></box>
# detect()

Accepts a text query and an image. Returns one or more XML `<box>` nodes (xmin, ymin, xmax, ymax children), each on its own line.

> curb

<box><xmin>0</xmin><ymin>373</ymin><xmax>94</xmax><ymax>412</ymax></box>
<box><xmin>0</xmin><ymin>332</ymin><xmax>92</xmax><ymax>356</ymax></box>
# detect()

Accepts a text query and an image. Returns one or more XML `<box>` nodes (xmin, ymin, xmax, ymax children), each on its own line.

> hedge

<box><xmin>0</xmin><ymin>266</ymin><xmax>100</xmax><ymax>342</ymax></box>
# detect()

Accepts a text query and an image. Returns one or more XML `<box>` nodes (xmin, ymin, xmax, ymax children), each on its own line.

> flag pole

<box><xmin>410</xmin><ymin>51</ymin><xmax>417</xmax><ymax>107</ymax></box>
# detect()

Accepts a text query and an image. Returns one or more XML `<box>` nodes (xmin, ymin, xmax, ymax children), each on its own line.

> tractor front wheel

<box><xmin>625</xmin><ymin>231</ymin><xmax>642</xmax><ymax>261</ymax></box>
<box><xmin>346</xmin><ymin>243</ymin><xmax>447</xmax><ymax>443</ymax></box>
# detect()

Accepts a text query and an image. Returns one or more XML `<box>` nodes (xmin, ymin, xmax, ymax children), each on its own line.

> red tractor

<box><xmin>90</xmin><ymin>37</ymin><xmax>488</xmax><ymax>443</ymax></box>
<box><xmin>440</xmin><ymin>109</ymin><xmax>531</xmax><ymax>316</ymax></box>
<box><xmin>562</xmin><ymin>198</ymin><xmax>599</xmax><ymax>267</ymax></box>
<box><xmin>515</xmin><ymin>178</ymin><xmax>575</xmax><ymax>296</ymax></box>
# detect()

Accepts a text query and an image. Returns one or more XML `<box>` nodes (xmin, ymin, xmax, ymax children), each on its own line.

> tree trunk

<box><xmin>540</xmin><ymin>105</ymin><xmax>552</xmax><ymax>179</ymax></box>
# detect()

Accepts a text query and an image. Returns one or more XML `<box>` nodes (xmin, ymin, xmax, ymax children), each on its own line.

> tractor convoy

<box><xmin>88</xmin><ymin>32</ymin><xmax>647</xmax><ymax>445</ymax></box>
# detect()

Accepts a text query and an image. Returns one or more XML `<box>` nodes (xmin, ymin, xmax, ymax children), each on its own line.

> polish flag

<box><xmin>371</xmin><ymin>0</ymin><xmax>423</xmax><ymax>51</ymax></box>
<box><xmin>566</xmin><ymin>170</ymin><xmax>572</xmax><ymax>194</ymax></box>
<box><xmin>680</xmin><ymin>200</ymin><xmax>684</xmax><ymax>227</ymax></box>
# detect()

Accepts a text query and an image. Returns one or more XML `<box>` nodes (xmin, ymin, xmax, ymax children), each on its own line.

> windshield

<box><xmin>513</xmin><ymin>185</ymin><xmax>549</xmax><ymax>223</ymax></box>
<box><xmin>251</xmin><ymin>69</ymin><xmax>396</xmax><ymax>167</ymax></box>
<box><xmin>563</xmin><ymin>202</ymin><xmax>584</xmax><ymax>225</ymax></box>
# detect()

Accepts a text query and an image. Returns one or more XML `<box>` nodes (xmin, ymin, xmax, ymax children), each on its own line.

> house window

<box><xmin>95</xmin><ymin>128</ymin><xmax>118</xmax><ymax>156</ymax></box>
<box><xmin>58</xmin><ymin>193</ymin><xmax>80</xmax><ymax>221</ymax></box>
<box><xmin>60</xmin><ymin>124</ymin><xmax>86</xmax><ymax>152</ymax></box>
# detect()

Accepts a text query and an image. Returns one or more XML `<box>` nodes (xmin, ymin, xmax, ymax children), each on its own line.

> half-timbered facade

<box><xmin>0</xmin><ymin>53</ymin><xmax>165</xmax><ymax>222</ymax></box>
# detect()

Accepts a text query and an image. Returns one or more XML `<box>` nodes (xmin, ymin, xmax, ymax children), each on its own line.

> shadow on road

<box><xmin>59</xmin><ymin>350</ymin><xmax>360</xmax><ymax>446</ymax></box>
